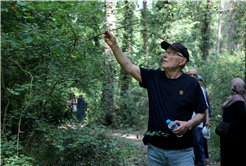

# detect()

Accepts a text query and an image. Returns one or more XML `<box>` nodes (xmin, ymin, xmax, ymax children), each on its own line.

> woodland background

<box><xmin>1</xmin><ymin>0</ymin><xmax>245</xmax><ymax>165</ymax></box>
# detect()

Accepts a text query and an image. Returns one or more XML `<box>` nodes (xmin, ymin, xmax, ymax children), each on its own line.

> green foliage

<box><xmin>145</xmin><ymin>131</ymin><xmax>170</xmax><ymax>137</ymax></box>
<box><xmin>10</xmin><ymin>124</ymin><xmax>136</xmax><ymax>166</ymax></box>
<box><xmin>2</xmin><ymin>154</ymin><xmax>34</xmax><ymax>166</ymax></box>
<box><xmin>230</xmin><ymin>2</ymin><xmax>246</xmax><ymax>49</ymax></box>
<box><xmin>1</xmin><ymin>0</ymin><xmax>245</xmax><ymax>165</ymax></box>
<box><xmin>1</xmin><ymin>1</ymin><xmax>108</xmax><ymax>165</ymax></box>
<box><xmin>1</xmin><ymin>132</ymin><xmax>34</xmax><ymax>165</ymax></box>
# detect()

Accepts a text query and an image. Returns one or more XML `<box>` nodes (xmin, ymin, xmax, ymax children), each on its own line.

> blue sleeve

<box><xmin>205</xmin><ymin>90</ymin><xmax>212</xmax><ymax>120</ymax></box>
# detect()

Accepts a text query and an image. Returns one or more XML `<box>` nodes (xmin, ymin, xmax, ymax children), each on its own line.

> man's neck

<box><xmin>165</xmin><ymin>70</ymin><xmax>183</xmax><ymax>79</ymax></box>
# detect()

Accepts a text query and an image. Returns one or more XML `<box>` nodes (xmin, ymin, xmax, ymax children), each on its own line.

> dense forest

<box><xmin>1</xmin><ymin>0</ymin><xmax>245</xmax><ymax>165</ymax></box>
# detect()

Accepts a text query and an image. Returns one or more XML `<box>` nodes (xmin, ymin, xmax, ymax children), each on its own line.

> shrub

<box><xmin>20</xmin><ymin>123</ymin><xmax>128</xmax><ymax>166</ymax></box>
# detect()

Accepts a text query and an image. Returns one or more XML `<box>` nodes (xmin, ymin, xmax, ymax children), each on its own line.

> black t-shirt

<box><xmin>139</xmin><ymin>67</ymin><xmax>207</xmax><ymax>149</ymax></box>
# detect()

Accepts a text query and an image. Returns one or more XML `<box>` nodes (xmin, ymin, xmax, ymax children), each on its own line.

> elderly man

<box><xmin>188</xmin><ymin>69</ymin><xmax>212</xmax><ymax>166</ymax></box>
<box><xmin>198</xmin><ymin>75</ymin><xmax>212</xmax><ymax>163</ymax></box>
<box><xmin>104</xmin><ymin>30</ymin><xmax>207</xmax><ymax>166</ymax></box>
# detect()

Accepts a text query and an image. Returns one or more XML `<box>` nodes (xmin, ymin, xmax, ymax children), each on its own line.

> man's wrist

<box><xmin>110</xmin><ymin>42</ymin><xmax>120</xmax><ymax>50</ymax></box>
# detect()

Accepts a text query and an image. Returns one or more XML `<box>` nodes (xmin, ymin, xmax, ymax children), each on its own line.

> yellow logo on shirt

<box><xmin>179</xmin><ymin>90</ymin><xmax>184</xmax><ymax>95</ymax></box>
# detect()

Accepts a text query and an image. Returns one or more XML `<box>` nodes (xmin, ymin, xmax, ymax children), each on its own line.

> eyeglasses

<box><xmin>164</xmin><ymin>50</ymin><xmax>184</xmax><ymax>58</ymax></box>
<box><xmin>188</xmin><ymin>73</ymin><xmax>198</xmax><ymax>76</ymax></box>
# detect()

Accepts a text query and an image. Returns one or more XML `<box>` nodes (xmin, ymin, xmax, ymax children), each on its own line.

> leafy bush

<box><xmin>20</xmin><ymin>123</ymin><xmax>129</xmax><ymax>166</ymax></box>
<box><xmin>1</xmin><ymin>133</ymin><xmax>34</xmax><ymax>165</ymax></box>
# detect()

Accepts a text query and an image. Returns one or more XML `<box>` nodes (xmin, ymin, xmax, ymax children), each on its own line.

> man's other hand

<box><xmin>172</xmin><ymin>120</ymin><xmax>190</xmax><ymax>136</ymax></box>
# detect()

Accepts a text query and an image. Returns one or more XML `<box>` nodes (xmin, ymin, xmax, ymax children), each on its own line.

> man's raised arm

<box><xmin>103</xmin><ymin>30</ymin><xmax>142</xmax><ymax>83</ymax></box>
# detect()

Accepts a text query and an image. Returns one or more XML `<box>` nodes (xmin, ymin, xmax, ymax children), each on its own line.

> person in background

<box><xmin>220</xmin><ymin>78</ymin><xmax>246</xmax><ymax>166</ymax></box>
<box><xmin>77</xmin><ymin>94</ymin><xmax>87</xmax><ymax>122</ymax></box>
<box><xmin>69</xmin><ymin>97</ymin><xmax>77</xmax><ymax>124</ymax></box>
<box><xmin>104</xmin><ymin>30</ymin><xmax>207</xmax><ymax>166</ymax></box>
<box><xmin>68</xmin><ymin>93</ymin><xmax>76</xmax><ymax>108</ymax></box>
<box><xmin>187</xmin><ymin>69</ymin><xmax>211</xmax><ymax>166</ymax></box>
<box><xmin>70</xmin><ymin>92</ymin><xmax>75</xmax><ymax>100</ymax></box>
<box><xmin>197</xmin><ymin>75</ymin><xmax>212</xmax><ymax>162</ymax></box>
<box><xmin>68</xmin><ymin>93</ymin><xmax>77</xmax><ymax>112</ymax></box>
<box><xmin>72</xmin><ymin>98</ymin><xmax>77</xmax><ymax>112</ymax></box>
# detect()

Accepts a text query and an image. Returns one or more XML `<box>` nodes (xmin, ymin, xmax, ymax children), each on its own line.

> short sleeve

<box><xmin>139</xmin><ymin>67</ymin><xmax>149</xmax><ymax>89</ymax></box>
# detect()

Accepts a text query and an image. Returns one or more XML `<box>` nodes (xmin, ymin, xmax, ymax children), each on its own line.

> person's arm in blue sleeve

<box><xmin>203</xmin><ymin>89</ymin><xmax>212</xmax><ymax>127</ymax></box>
<box><xmin>205</xmin><ymin>90</ymin><xmax>212</xmax><ymax>121</ymax></box>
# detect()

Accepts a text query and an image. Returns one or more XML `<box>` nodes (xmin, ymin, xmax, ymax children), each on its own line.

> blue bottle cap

<box><xmin>166</xmin><ymin>119</ymin><xmax>171</xmax><ymax>124</ymax></box>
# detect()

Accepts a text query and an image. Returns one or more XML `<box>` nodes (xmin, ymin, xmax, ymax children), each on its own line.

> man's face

<box><xmin>187</xmin><ymin>69</ymin><xmax>198</xmax><ymax>79</ymax></box>
<box><xmin>198</xmin><ymin>79</ymin><xmax>202</xmax><ymax>86</ymax></box>
<box><xmin>162</xmin><ymin>47</ymin><xmax>183</xmax><ymax>70</ymax></box>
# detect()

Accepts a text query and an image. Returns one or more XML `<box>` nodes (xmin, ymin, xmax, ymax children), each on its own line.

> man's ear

<box><xmin>179</xmin><ymin>58</ymin><xmax>187</xmax><ymax>65</ymax></box>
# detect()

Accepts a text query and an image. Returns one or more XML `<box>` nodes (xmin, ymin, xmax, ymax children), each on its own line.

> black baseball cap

<box><xmin>161</xmin><ymin>41</ymin><xmax>189</xmax><ymax>63</ymax></box>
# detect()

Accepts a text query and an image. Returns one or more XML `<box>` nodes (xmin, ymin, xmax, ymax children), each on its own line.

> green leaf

<box><xmin>22</xmin><ymin>35</ymin><xmax>33</xmax><ymax>43</ymax></box>
<box><xmin>6</xmin><ymin>88</ymin><xmax>20</xmax><ymax>95</ymax></box>
<box><xmin>1</xmin><ymin>8</ymin><xmax>8</xmax><ymax>12</ymax></box>
<box><xmin>17</xmin><ymin>1</ymin><xmax>28</xmax><ymax>6</ymax></box>
<box><xmin>50</xmin><ymin>45</ymin><xmax>64</xmax><ymax>55</ymax></box>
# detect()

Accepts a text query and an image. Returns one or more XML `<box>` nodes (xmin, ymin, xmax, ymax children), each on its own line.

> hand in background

<box><xmin>206</xmin><ymin>120</ymin><xmax>212</xmax><ymax>127</ymax></box>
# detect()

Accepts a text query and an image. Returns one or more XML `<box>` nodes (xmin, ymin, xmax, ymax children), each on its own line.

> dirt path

<box><xmin>111</xmin><ymin>130</ymin><xmax>221</xmax><ymax>166</ymax></box>
<box><xmin>112</xmin><ymin>130</ymin><xmax>148</xmax><ymax>166</ymax></box>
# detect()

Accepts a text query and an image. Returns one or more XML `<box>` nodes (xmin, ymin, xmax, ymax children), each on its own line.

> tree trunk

<box><xmin>228</xmin><ymin>24</ymin><xmax>232</xmax><ymax>52</ymax></box>
<box><xmin>216</xmin><ymin>0</ymin><xmax>222</xmax><ymax>53</ymax></box>
<box><xmin>143</xmin><ymin>0</ymin><xmax>149</xmax><ymax>68</ymax></box>
<box><xmin>194</xmin><ymin>1</ymin><xmax>200</xmax><ymax>40</ymax></box>
<box><xmin>227</xmin><ymin>1</ymin><xmax>232</xmax><ymax>51</ymax></box>
<box><xmin>195</xmin><ymin>1</ymin><xmax>201</xmax><ymax>58</ymax></box>
<box><xmin>202</xmin><ymin>0</ymin><xmax>212</xmax><ymax>61</ymax></box>
<box><xmin>119</xmin><ymin>0</ymin><xmax>133</xmax><ymax>94</ymax></box>
<box><xmin>119</xmin><ymin>0</ymin><xmax>133</xmax><ymax>116</ymax></box>
<box><xmin>101</xmin><ymin>0</ymin><xmax>116</xmax><ymax>125</ymax></box>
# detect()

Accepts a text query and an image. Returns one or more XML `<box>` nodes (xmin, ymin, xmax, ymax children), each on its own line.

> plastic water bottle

<box><xmin>166</xmin><ymin>119</ymin><xmax>183</xmax><ymax>137</ymax></box>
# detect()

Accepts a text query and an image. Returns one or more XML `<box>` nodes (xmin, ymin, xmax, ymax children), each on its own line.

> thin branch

<box><xmin>2</xmin><ymin>99</ymin><xmax>10</xmax><ymax>132</ymax></box>
<box><xmin>13</xmin><ymin>60</ymin><xmax>34</xmax><ymax>161</ymax></box>
<box><xmin>64</xmin><ymin>19</ymin><xmax>78</xmax><ymax>61</ymax></box>
<box><xmin>81</xmin><ymin>18</ymin><xmax>171</xmax><ymax>44</ymax></box>
<box><xmin>1</xmin><ymin>128</ymin><xmax>7</xmax><ymax>139</ymax></box>
<box><xmin>1</xmin><ymin>63</ymin><xmax>11</xmax><ymax>134</ymax></box>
